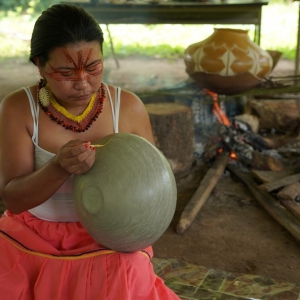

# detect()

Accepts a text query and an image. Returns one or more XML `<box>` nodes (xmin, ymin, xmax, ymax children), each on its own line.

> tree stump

<box><xmin>145</xmin><ymin>102</ymin><xmax>194</xmax><ymax>175</ymax></box>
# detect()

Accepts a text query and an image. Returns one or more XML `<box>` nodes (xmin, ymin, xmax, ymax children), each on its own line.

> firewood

<box><xmin>176</xmin><ymin>151</ymin><xmax>230</xmax><ymax>234</ymax></box>
<box><xmin>219</xmin><ymin>125</ymin><xmax>293</xmax><ymax>171</ymax></box>
<box><xmin>258</xmin><ymin>173</ymin><xmax>300</xmax><ymax>192</ymax></box>
<box><xmin>227</xmin><ymin>164</ymin><xmax>300</xmax><ymax>242</ymax></box>
<box><xmin>277</xmin><ymin>182</ymin><xmax>300</xmax><ymax>201</ymax></box>
<box><xmin>278</xmin><ymin>142</ymin><xmax>300</xmax><ymax>158</ymax></box>
<box><xmin>251</xmin><ymin>169</ymin><xmax>294</xmax><ymax>183</ymax></box>
<box><xmin>233</xmin><ymin>114</ymin><xmax>259</xmax><ymax>133</ymax></box>
<box><xmin>247</xmin><ymin>99</ymin><xmax>299</xmax><ymax>131</ymax></box>
<box><xmin>251</xmin><ymin>151</ymin><xmax>288</xmax><ymax>171</ymax></box>
<box><xmin>280</xmin><ymin>200</ymin><xmax>300</xmax><ymax>219</ymax></box>
<box><xmin>262</xmin><ymin>135</ymin><xmax>300</xmax><ymax>150</ymax></box>
<box><xmin>203</xmin><ymin>140</ymin><xmax>223</xmax><ymax>160</ymax></box>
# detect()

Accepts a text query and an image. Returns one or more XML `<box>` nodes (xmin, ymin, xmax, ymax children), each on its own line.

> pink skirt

<box><xmin>0</xmin><ymin>211</ymin><xmax>180</xmax><ymax>300</ymax></box>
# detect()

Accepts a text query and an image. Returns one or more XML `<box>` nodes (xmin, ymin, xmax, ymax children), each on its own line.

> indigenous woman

<box><xmin>0</xmin><ymin>4</ymin><xmax>180</xmax><ymax>299</ymax></box>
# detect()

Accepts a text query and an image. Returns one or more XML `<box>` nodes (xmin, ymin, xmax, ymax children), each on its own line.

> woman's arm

<box><xmin>0</xmin><ymin>90</ymin><xmax>95</xmax><ymax>214</ymax></box>
<box><xmin>118</xmin><ymin>89</ymin><xmax>155</xmax><ymax>144</ymax></box>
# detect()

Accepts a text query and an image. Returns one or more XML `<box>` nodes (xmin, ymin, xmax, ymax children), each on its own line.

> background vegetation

<box><xmin>0</xmin><ymin>0</ymin><xmax>298</xmax><ymax>61</ymax></box>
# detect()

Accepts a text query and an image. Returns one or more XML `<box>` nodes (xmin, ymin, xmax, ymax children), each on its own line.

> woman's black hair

<box><xmin>30</xmin><ymin>4</ymin><xmax>104</xmax><ymax>66</ymax></box>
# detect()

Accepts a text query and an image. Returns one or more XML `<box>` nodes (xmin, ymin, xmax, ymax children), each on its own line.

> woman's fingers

<box><xmin>57</xmin><ymin>140</ymin><xmax>96</xmax><ymax>174</ymax></box>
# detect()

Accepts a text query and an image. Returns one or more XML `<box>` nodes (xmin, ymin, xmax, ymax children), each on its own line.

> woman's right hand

<box><xmin>55</xmin><ymin>140</ymin><xmax>96</xmax><ymax>175</ymax></box>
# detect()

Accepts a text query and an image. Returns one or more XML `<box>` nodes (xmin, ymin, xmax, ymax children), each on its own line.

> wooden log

<box><xmin>278</xmin><ymin>141</ymin><xmax>300</xmax><ymax>158</ymax></box>
<box><xmin>233</xmin><ymin>113</ymin><xmax>259</xmax><ymax>133</ymax></box>
<box><xmin>145</xmin><ymin>102</ymin><xmax>194</xmax><ymax>175</ymax></box>
<box><xmin>247</xmin><ymin>99</ymin><xmax>299</xmax><ymax>131</ymax></box>
<box><xmin>277</xmin><ymin>182</ymin><xmax>300</xmax><ymax>201</ymax></box>
<box><xmin>258</xmin><ymin>173</ymin><xmax>300</xmax><ymax>192</ymax></box>
<box><xmin>176</xmin><ymin>151</ymin><xmax>230</xmax><ymax>234</ymax></box>
<box><xmin>251</xmin><ymin>169</ymin><xmax>294</xmax><ymax>184</ymax></box>
<box><xmin>227</xmin><ymin>164</ymin><xmax>300</xmax><ymax>242</ymax></box>
<box><xmin>251</xmin><ymin>151</ymin><xmax>288</xmax><ymax>171</ymax></box>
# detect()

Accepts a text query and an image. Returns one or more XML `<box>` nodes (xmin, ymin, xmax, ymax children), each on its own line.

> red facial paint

<box><xmin>46</xmin><ymin>48</ymin><xmax>103</xmax><ymax>82</ymax></box>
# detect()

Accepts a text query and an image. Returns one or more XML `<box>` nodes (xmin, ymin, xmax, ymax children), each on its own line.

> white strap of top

<box><xmin>114</xmin><ymin>87</ymin><xmax>121</xmax><ymax>133</ymax></box>
<box><xmin>104</xmin><ymin>83</ymin><xmax>121</xmax><ymax>133</ymax></box>
<box><xmin>22</xmin><ymin>87</ymin><xmax>39</xmax><ymax>144</ymax></box>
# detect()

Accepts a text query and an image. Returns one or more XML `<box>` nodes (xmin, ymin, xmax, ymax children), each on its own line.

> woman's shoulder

<box><xmin>1</xmin><ymin>85</ymin><xmax>37</xmax><ymax>105</ymax></box>
<box><xmin>105</xmin><ymin>83</ymin><xmax>143</xmax><ymax>108</ymax></box>
<box><xmin>105</xmin><ymin>84</ymin><xmax>154</xmax><ymax>142</ymax></box>
<box><xmin>0</xmin><ymin>84</ymin><xmax>37</xmax><ymax>116</ymax></box>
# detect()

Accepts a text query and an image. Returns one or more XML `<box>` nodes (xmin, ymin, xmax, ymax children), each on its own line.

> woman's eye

<box><xmin>86</xmin><ymin>68</ymin><xmax>96</xmax><ymax>72</ymax></box>
<box><xmin>61</xmin><ymin>72</ymin><xmax>74</xmax><ymax>77</ymax></box>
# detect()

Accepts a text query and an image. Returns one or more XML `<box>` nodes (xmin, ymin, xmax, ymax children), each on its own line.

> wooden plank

<box><xmin>280</xmin><ymin>200</ymin><xmax>300</xmax><ymax>219</ymax></box>
<box><xmin>251</xmin><ymin>169</ymin><xmax>294</xmax><ymax>183</ymax></box>
<box><xmin>277</xmin><ymin>182</ymin><xmax>300</xmax><ymax>201</ymax></box>
<box><xmin>176</xmin><ymin>151</ymin><xmax>230</xmax><ymax>234</ymax></box>
<box><xmin>258</xmin><ymin>173</ymin><xmax>300</xmax><ymax>192</ymax></box>
<box><xmin>66</xmin><ymin>1</ymin><xmax>267</xmax><ymax>30</ymax></box>
<box><xmin>228</xmin><ymin>164</ymin><xmax>300</xmax><ymax>242</ymax></box>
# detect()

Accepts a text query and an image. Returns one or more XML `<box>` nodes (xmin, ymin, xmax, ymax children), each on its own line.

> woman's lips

<box><xmin>74</xmin><ymin>94</ymin><xmax>91</xmax><ymax>100</ymax></box>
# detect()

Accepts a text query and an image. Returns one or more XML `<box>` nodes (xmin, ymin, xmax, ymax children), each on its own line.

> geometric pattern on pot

<box><xmin>185</xmin><ymin>28</ymin><xmax>273</xmax><ymax>78</ymax></box>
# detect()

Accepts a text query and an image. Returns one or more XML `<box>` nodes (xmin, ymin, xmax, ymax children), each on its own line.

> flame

<box><xmin>204</xmin><ymin>89</ymin><xmax>230</xmax><ymax>126</ymax></box>
<box><xmin>230</xmin><ymin>152</ymin><xmax>237</xmax><ymax>159</ymax></box>
<box><xmin>217</xmin><ymin>148</ymin><xmax>237</xmax><ymax>160</ymax></box>
<box><xmin>204</xmin><ymin>89</ymin><xmax>237</xmax><ymax>160</ymax></box>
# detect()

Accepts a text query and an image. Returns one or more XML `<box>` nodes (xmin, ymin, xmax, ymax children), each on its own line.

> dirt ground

<box><xmin>1</xmin><ymin>56</ymin><xmax>300</xmax><ymax>285</ymax></box>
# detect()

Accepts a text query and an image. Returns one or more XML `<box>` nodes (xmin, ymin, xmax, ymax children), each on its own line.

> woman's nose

<box><xmin>73</xmin><ymin>78</ymin><xmax>88</xmax><ymax>90</ymax></box>
<box><xmin>73</xmin><ymin>70</ymin><xmax>89</xmax><ymax>90</ymax></box>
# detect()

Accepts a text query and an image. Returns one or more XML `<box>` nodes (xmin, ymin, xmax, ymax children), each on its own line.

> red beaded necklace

<box><xmin>37</xmin><ymin>80</ymin><xmax>105</xmax><ymax>132</ymax></box>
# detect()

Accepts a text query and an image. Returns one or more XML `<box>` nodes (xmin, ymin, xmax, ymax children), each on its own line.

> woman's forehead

<box><xmin>48</xmin><ymin>41</ymin><xmax>102</xmax><ymax>65</ymax></box>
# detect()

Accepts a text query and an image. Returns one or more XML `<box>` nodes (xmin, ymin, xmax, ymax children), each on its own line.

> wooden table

<box><xmin>65</xmin><ymin>0</ymin><xmax>269</xmax><ymax>45</ymax></box>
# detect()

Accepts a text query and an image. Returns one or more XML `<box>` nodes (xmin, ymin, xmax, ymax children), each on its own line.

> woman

<box><xmin>0</xmin><ymin>4</ymin><xmax>179</xmax><ymax>299</ymax></box>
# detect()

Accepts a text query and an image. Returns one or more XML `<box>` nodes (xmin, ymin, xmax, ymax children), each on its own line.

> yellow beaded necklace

<box><xmin>37</xmin><ymin>79</ymin><xmax>105</xmax><ymax>132</ymax></box>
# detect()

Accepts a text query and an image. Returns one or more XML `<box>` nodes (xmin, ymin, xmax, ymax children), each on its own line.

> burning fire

<box><xmin>204</xmin><ymin>89</ymin><xmax>237</xmax><ymax>159</ymax></box>
<box><xmin>204</xmin><ymin>89</ymin><xmax>230</xmax><ymax>126</ymax></box>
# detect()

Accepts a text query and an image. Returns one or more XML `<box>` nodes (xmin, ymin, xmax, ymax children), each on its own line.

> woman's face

<box><xmin>41</xmin><ymin>41</ymin><xmax>103</xmax><ymax>106</ymax></box>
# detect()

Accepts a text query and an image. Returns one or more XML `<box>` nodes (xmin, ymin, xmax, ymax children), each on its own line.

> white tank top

<box><xmin>22</xmin><ymin>83</ymin><xmax>121</xmax><ymax>222</ymax></box>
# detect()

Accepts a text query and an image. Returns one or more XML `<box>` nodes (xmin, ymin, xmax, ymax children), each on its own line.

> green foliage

<box><xmin>0</xmin><ymin>1</ymin><xmax>298</xmax><ymax>61</ymax></box>
<box><xmin>103</xmin><ymin>43</ymin><xmax>184</xmax><ymax>59</ymax></box>
<box><xmin>0</xmin><ymin>0</ymin><xmax>60</xmax><ymax>14</ymax></box>
<box><xmin>275</xmin><ymin>47</ymin><xmax>296</xmax><ymax>61</ymax></box>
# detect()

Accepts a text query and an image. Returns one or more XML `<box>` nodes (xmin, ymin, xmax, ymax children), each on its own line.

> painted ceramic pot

<box><xmin>72</xmin><ymin>133</ymin><xmax>177</xmax><ymax>252</ymax></box>
<box><xmin>183</xmin><ymin>28</ymin><xmax>273</xmax><ymax>95</ymax></box>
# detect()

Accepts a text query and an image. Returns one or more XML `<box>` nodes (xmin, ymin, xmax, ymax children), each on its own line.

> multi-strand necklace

<box><xmin>37</xmin><ymin>79</ymin><xmax>105</xmax><ymax>132</ymax></box>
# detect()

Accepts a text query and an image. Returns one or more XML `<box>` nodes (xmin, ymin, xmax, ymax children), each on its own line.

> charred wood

<box><xmin>278</xmin><ymin>142</ymin><xmax>300</xmax><ymax>158</ymax></box>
